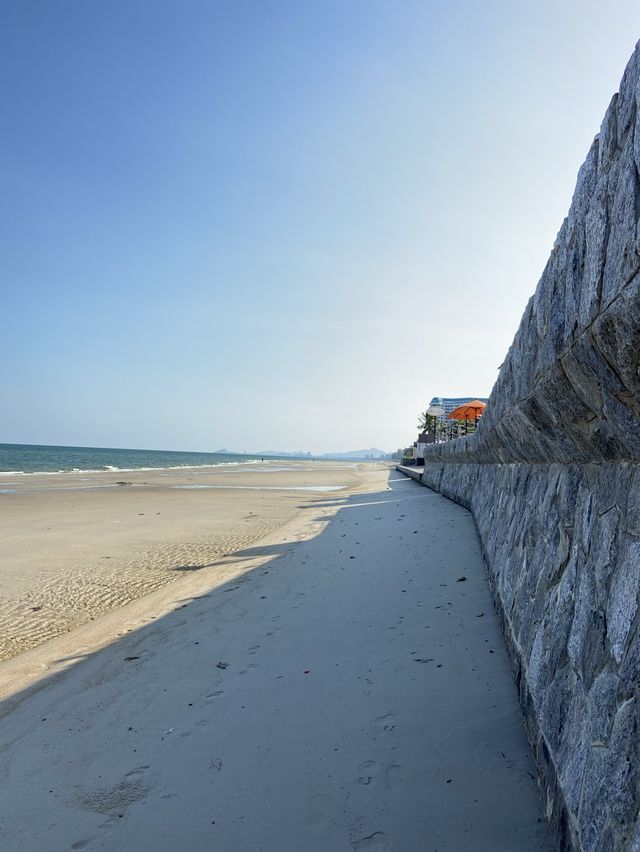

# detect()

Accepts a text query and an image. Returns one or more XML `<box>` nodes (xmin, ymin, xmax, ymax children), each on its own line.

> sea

<box><xmin>0</xmin><ymin>443</ymin><xmax>299</xmax><ymax>476</ymax></box>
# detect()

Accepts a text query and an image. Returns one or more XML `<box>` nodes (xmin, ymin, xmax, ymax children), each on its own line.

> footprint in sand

<box><xmin>373</xmin><ymin>713</ymin><xmax>395</xmax><ymax>734</ymax></box>
<box><xmin>357</xmin><ymin>760</ymin><xmax>378</xmax><ymax>785</ymax></box>
<box><xmin>351</xmin><ymin>831</ymin><xmax>391</xmax><ymax>850</ymax></box>
<box><xmin>73</xmin><ymin>770</ymin><xmax>152</xmax><ymax>848</ymax></box>
<box><xmin>357</xmin><ymin>761</ymin><xmax>403</xmax><ymax>789</ymax></box>
<box><xmin>386</xmin><ymin>764</ymin><xmax>403</xmax><ymax>786</ymax></box>
<box><xmin>71</xmin><ymin>816</ymin><xmax>120</xmax><ymax>849</ymax></box>
<box><xmin>124</xmin><ymin>765</ymin><xmax>149</xmax><ymax>779</ymax></box>
<box><xmin>204</xmin><ymin>690</ymin><xmax>224</xmax><ymax>704</ymax></box>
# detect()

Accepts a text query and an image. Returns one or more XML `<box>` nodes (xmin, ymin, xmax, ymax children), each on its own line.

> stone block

<box><xmin>606</xmin><ymin>538</ymin><xmax>640</xmax><ymax>664</ymax></box>
<box><xmin>578</xmin><ymin>698</ymin><xmax>638</xmax><ymax>851</ymax></box>
<box><xmin>601</xmin><ymin>146</ymin><xmax>640</xmax><ymax>309</ymax></box>
<box><xmin>627</xmin><ymin>466</ymin><xmax>640</xmax><ymax>536</ymax></box>
<box><xmin>587</xmin><ymin>667</ymin><xmax>619</xmax><ymax>745</ymax></box>
<box><xmin>581</xmin><ymin>173</ymin><xmax>608</xmax><ymax>327</ymax></box>
<box><xmin>591</xmin><ymin>273</ymin><xmax>640</xmax><ymax>399</ymax></box>
<box><xmin>557</xmin><ymin>679</ymin><xmax>589</xmax><ymax>815</ymax></box>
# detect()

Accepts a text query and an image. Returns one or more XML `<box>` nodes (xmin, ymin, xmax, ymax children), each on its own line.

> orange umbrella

<box><xmin>447</xmin><ymin>400</ymin><xmax>486</xmax><ymax>420</ymax></box>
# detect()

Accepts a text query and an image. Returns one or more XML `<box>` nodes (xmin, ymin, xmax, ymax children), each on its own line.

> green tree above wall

<box><xmin>417</xmin><ymin>410</ymin><xmax>438</xmax><ymax>436</ymax></box>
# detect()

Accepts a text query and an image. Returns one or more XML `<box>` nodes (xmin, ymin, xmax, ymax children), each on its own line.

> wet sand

<box><xmin>0</xmin><ymin>460</ymin><xmax>373</xmax><ymax>661</ymax></box>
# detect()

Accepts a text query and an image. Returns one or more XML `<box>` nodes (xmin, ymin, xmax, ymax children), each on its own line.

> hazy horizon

<box><xmin>0</xmin><ymin>439</ymin><xmax>392</xmax><ymax>457</ymax></box>
<box><xmin>3</xmin><ymin>1</ymin><xmax>640</xmax><ymax>453</ymax></box>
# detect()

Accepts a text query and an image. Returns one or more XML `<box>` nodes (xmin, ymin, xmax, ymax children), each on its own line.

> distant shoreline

<box><xmin>0</xmin><ymin>443</ymin><xmax>390</xmax><ymax>476</ymax></box>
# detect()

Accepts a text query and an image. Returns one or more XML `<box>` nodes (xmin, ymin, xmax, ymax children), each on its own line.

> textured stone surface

<box><xmin>407</xmin><ymin>461</ymin><xmax>640</xmax><ymax>851</ymax></box>
<box><xmin>399</xmin><ymin>39</ymin><xmax>640</xmax><ymax>852</ymax></box>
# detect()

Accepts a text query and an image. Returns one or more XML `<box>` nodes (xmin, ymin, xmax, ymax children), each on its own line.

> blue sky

<box><xmin>2</xmin><ymin>1</ymin><xmax>639</xmax><ymax>453</ymax></box>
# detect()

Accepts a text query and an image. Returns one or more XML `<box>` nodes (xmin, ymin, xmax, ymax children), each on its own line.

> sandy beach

<box><xmin>0</xmin><ymin>460</ymin><xmax>373</xmax><ymax>662</ymax></box>
<box><xmin>0</xmin><ymin>467</ymin><xmax>551</xmax><ymax>850</ymax></box>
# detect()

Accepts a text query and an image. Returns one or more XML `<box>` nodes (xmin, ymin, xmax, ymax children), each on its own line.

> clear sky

<box><xmin>2</xmin><ymin>1</ymin><xmax>639</xmax><ymax>454</ymax></box>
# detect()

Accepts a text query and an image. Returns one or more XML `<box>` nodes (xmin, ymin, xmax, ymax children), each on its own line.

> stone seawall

<box><xmin>405</xmin><ymin>42</ymin><xmax>640</xmax><ymax>852</ymax></box>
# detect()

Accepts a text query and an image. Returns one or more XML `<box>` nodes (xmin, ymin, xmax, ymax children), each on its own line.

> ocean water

<box><xmin>0</xmin><ymin>443</ymin><xmax>293</xmax><ymax>475</ymax></box>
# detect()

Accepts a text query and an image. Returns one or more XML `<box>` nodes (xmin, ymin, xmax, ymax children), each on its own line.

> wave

<box><xmin>0</xmin><ymin>458</ymin><xmax>270</xmax><ymax>477</ymax></box>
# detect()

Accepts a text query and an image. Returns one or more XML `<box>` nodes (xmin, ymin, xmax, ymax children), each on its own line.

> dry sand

<box><xmin>0</xmin><ymin>467</ymin><xmax>552</xmax><ymax>850</ymax></box>
<box><xmin>0</xmin><ymin>460</ymin><xmax>368</xmax><ymax>661</ymax></box>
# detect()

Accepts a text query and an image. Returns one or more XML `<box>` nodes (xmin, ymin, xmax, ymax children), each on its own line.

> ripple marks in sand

<box><xmin>0</xmin><ymin>524</ymin><xmax>281</xmax><ymax>662</ymax></box>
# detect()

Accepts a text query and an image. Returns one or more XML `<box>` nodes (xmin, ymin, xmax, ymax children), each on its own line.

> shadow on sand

<box><xmin>0</xmin><ymin>468</ymin><xmax>554</xmax><ymax>851</ymax></box>
<box><xmin>0</xmin><ymin>469</ymin><xmax>401</xmax><ymax>715</ymax></box>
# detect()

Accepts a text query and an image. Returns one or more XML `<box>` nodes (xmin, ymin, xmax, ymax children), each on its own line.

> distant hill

<box><xmin>319</xmin><ymin>448</ymin><xmax>389</xmax><ymax>460</ymax></box>
<box><xmin>255</xmin><ymin>450</ymin><xmax>312</xmax><ymax>457</ymax></box>
<box><xmin>213</xmin><ymin>448</ymin><xmax>391</xmax><ymax>460</ymax></box>
<box><xmin>213</xmin><ymin>449</ymin><xmax>312</xmax><ymax>458</ymax></box>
